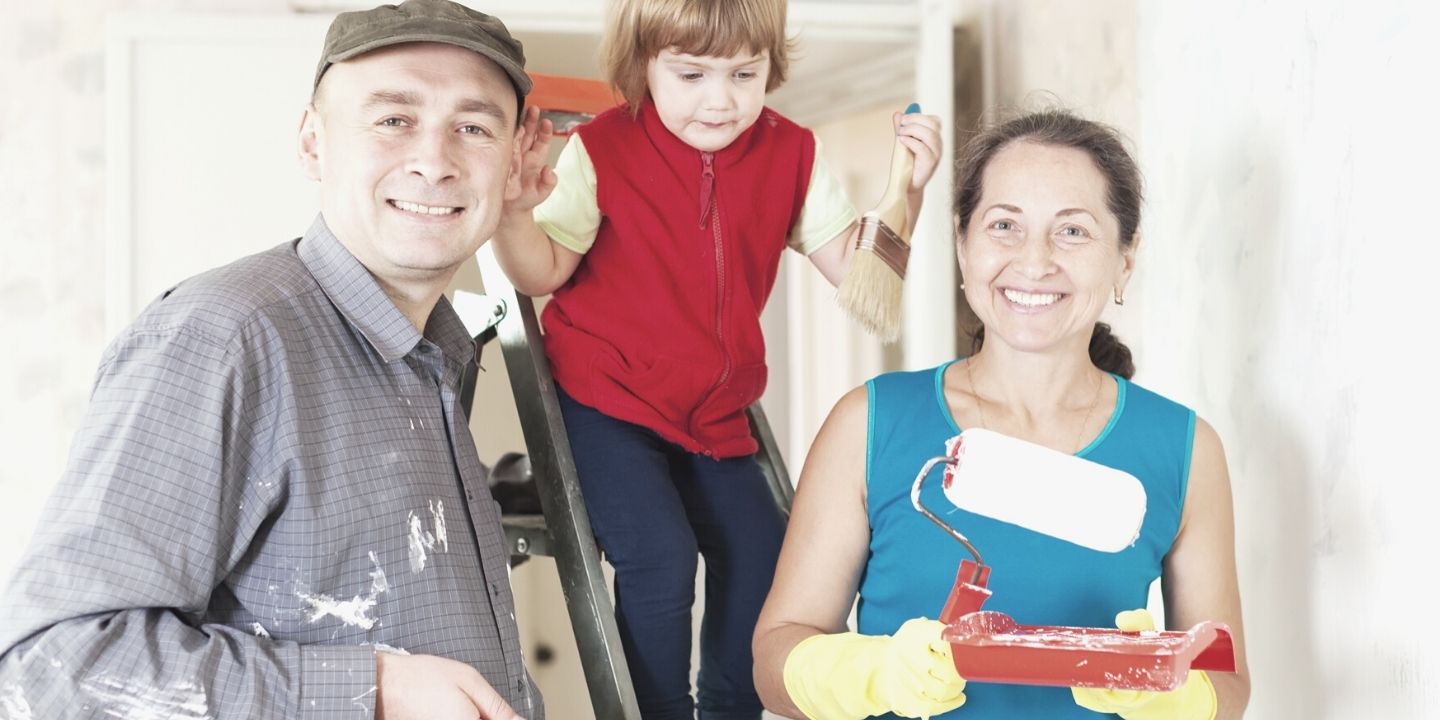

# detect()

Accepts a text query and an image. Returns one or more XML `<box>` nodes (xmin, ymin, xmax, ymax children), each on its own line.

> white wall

<box><xmin>1132</xmin><ymin>1</ymin><xmax>1439</xmax><ymax>716</ymax></box>
<box><xmin>988</xmin><ymin>1</ymin><xmax>1440</xmax><ymax>716</ymax></box>
<box><xmin>0</xmin><ymin>0</ymin><xmax>293</xmax><ymax>591</ymax></box>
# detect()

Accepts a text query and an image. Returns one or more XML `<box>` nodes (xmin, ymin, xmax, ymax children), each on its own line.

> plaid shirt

<box><xmin>0</xmin><ymin>216</ymin><xmax>542</xmax><ymax>719</ymax></box>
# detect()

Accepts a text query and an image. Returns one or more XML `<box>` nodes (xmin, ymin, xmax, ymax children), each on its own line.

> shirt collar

<box><xmin>298</xmin><ymin>215</ymin><xmax>472</xmax><ymax>368</ymax></box>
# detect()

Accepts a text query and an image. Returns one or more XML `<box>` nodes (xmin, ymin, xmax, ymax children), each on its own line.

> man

<box><xmin>0</xmin><ymin>2</ymin><xmax>540</xmax><ymax>718</ymax></box>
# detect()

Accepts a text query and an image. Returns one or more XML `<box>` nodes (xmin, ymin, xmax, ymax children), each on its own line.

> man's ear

<box><xmin>298</xmin><ymin>104</ymin><xmax>323</xmax><ymax>181</ymax></box>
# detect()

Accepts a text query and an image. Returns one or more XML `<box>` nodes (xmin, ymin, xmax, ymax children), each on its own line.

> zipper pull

<box><xmin>698</xmin><ymin>152</ymin><xmax>715</xmax><ymax>228</ymax></box>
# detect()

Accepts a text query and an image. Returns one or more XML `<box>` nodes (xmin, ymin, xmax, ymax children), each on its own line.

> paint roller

<box><xmin>909</xmin><ymin>428</ymin><xmax>1237</xmax><ymax>691</ymax></box>
<box><xmin>935</xmin><ymin>427</ymin><xmax>1146</xmax><ymax>552</ymax></box>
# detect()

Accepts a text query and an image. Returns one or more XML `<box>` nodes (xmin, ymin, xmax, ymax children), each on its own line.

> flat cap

<box><xmin>314</xmin><ymin>0</ymin><xmax>531</xmax><ymax>97</ymax></box>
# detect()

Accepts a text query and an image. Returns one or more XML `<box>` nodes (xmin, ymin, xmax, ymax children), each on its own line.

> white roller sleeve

<box><xmin>941</xmin><ymin>428</ymin><xmax>1147</xmax><ymax>553</ymax></box>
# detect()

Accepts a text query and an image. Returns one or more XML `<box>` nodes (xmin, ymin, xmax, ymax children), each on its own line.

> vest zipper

<box><xmin>693</xmin><ymin>152</ymin><xmax>728</xmax><ymax>457</ymax></box>
<box><xmin>699</xmin><ymin>152</ymin><xmax>716</xmax><ymax>228</ymax></box>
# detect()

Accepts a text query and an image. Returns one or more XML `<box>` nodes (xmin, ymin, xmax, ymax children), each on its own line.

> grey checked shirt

<box><xmin>0</xmin><ymin>217</ymin><xmax>542</xmax><ymax>719</ymax></box>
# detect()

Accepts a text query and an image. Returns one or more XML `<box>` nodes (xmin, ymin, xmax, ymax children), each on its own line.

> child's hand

<box><xmin>894</xmin><ymin>110</ymin><xmax>944</xmax><ymax>196</ymax></box>
<box><xmin>507</xmin><ymin>105</ymin><xmax>559</xmax><ymax>216</ymax></box>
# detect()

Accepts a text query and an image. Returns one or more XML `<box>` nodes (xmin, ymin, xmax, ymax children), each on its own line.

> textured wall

<box><xmin>0</xmin><ymin>0</ymin><xmax>290</xmax><ymax>587</ymax></box>
<box><xmin>1133</xmin><ymin>1</ymin><xmax>1438</xmax><ymax>716</ymax></box>
<box><xmin>987</xmin><ymin>0</ymin><xmax>1440</xmax><ymax>715</ymax></box>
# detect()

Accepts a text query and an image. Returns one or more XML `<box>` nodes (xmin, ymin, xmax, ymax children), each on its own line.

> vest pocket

<box><xmin>590</xmin><ymin>351</ymin><xmax>713</xmax><ymax>427</ymax></box>
<box><xmin>710</xmin><ymin>362</ymin><xmax>768</xmax><ymax>416</ymax></box>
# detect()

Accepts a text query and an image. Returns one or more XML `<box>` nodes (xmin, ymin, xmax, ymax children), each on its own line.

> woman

<box><xmin>753</xmin><ymin>110</ymin><xmax>1250</xmax><ymax>719</ymax></box>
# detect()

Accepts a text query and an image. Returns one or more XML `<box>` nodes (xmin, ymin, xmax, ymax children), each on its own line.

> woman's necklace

<box><xmin>965</xmin><ymin>358</ymin><xmax>1103</xmax><ymax>453</ymax></box>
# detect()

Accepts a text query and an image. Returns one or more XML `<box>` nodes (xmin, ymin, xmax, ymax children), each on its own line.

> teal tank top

<box><xmin>859</xmin><ymin>361</ymin><xmax>1196</xmax><ymax>719</ymax></box>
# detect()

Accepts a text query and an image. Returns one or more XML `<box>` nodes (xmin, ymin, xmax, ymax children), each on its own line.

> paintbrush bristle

<box><xmin>837</xmin><ymin>251</ymin><xmax>903</xmax><ymax>343</ymax></box>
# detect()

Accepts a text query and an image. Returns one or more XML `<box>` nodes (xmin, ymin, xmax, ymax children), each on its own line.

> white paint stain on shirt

<box><xmin>407</xmin><ymin>511</ymin><xmax>435</xmax><ymax>573</ymax></box>
<box><xmin>78</xmin><ymin>675</ymin><xmax>211</xmax><ymax>720</ymax></box>
<box><xmin>367</xmin><ymin>551</ymin><xmax>389</xmax><ymax>594</ymax></box>
<box><xmin>430</xmin><ymin>500</ymin><xmax>449</xmax><ymax>553</ymax></box>
<box><xmin>0</xmin><ymin>682</ymin><xmax>33</xmax><ymax>720</ymax></box>
<box><xmin>251</xmin><ymin>622</ymin><xmax>271</xmax><ymax>639</ymax></box>
<box><xmin>350</xmin><ymin>685</ymin><xmax>377</xmax><ymax>713</ymax></box>
<box><xmin>406</xmin><ymin>502</ymin><xmax>451</xmax><ymax>573</ymax></box>
<box><xmin>295</xmin><ymin>552</ymin><xmax>391</xmax><ymax>631</ymax></box>
<box><xmin>296</xmin><ymin>591</ymin><xmax>378</xmax><ymax>631</ymax></box>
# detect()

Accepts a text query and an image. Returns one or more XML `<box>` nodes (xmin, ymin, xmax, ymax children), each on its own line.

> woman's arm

<box><xmin>1163</xmin><ymin>417</ymin><xmax>1251</xmax><ymax>718</ymax></box>
<box><xmin>753</xmin><ymin>385</ymin><xmax>873</xmax><ymax>717</ymax></box>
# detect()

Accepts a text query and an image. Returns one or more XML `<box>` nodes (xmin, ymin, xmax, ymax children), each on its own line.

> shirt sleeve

<box><xmin>788</xmin><ymin>137</ymin><xmax>860</xmax><ymax>256</ymax></box>
<box><xmin>0</xmin><ymin>325</ymin><xmax>376</xmax><ymax>719</ymax></box>
<box><xmin>533</xmin><ymin>134</ymin><xmax>602</xmax><ymax>254</ymax></box>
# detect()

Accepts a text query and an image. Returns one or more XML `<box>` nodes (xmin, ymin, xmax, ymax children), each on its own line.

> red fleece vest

<box><xmin>541</xmin><ymin>101</ymin><xmax>816</xmax><ymax>457</ymax></box>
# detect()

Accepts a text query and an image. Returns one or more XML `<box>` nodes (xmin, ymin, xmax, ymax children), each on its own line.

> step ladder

<box><xmin>464</xmin><ymin>244</ymin><xmax>796</xmax><ymax>720</ymax></box>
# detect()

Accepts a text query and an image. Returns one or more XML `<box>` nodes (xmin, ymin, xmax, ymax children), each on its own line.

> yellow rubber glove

<box><xmin>1071</xmin><ymin>609</ymin><xmax>1218</xmax><ymax>720</ymax></box>
<box><xmin>782</xmin><ymin>617</ymin><xmax>966</xmax><ymax>719</ymax></box>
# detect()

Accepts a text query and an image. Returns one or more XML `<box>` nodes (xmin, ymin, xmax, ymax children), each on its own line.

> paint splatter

<box><xmin>1</xmin><ymin>682</ymin><xmax>33</xmax><ymax>720</ymax></box>
<box><xmin>369</xmin><ymin>643</ymin><xmax>410</xmax><ymax>656</ymax></box>
<box><xmin>367</xmin><ymin>551</ymin><xmax>389</xmax><ymax>594</ymax></box>
<box><xmin>350</xmin><ymin>685</ymin><xmax>377</xmax><ymax>713</ymax></box>
<box><xmin>78</xmin><ymin>675</ymin><xmax>211</xmax><ymax>720</ymax></box>
<box><xmin>407</xmin><ymin>511</ymin><xmax>435</xmax><ymax>573</ymax></box>
<box><xmin>294</xmin><ymin>552</ymin><xmax>390</xmax><ymax>631</ymax></box>
<box><xmin>406</xmin><ymin>502</ymin><xmax>452</xmax><ymax>573</ymax></box>
<box><xmin>251</xmin><ymin>623</ymin><xmax>270</xmax><ymax>639</ymax></box>
<box><xmin>430</xmin><ymin>500</ymin><xmax>449</xmax><ymax>552</ymax></box>
<box><xmin>296</xmin><ymin>591</ymin><xmax>378</xmax><ymax>630</ymax></box>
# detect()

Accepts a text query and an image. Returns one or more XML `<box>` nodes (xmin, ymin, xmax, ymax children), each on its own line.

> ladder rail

<box><xmin>476</xmin><ymin>246</ymin><xmax>643</xmax><ymax>720</ymax></box>
<box><xmin>746</xmin><ymin>403</ymin><xmax>794</xmax><ymax>516</ymax></box>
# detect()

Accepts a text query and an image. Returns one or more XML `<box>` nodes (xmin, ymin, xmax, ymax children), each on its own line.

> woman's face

<box><xmin>957</xmin><ymin>140</ymin><xmax>1137</xmax><ymax>356</ymax></box>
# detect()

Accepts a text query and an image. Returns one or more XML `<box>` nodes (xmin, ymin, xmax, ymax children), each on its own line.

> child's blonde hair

<box><xmin>603</xmin><ymin>0</ymin><xmax>792</xmax><ymax>114</ymax></box>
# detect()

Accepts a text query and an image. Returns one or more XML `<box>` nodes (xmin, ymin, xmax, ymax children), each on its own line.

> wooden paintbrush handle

<box><xmin>874</xmin><ymin>106</ymin><xmax>919</xmax><ymax>236</ymax></box>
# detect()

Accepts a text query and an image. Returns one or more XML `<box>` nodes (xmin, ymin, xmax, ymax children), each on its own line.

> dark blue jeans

<box><xmin>558</xmin><ymin>387</ymin><xmax>785</xmax><ymax>720</ymax></box>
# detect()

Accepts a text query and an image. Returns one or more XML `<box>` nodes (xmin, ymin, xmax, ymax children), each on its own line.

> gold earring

<box><xmin>1113</xmin><ymin>287</ymin><xmax>1125</xmax><ymax>306</ymax></box>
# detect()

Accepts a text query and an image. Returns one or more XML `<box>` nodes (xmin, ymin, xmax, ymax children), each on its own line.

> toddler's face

<box><xmin>645</xmin><ymin>48</ymin><xmax>769</xmax><ymax>152</ymax></box>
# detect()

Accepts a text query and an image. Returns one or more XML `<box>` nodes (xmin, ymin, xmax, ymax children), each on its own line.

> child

<box><xmin>490</xmin><ymin>0</ymin><xmax>942</xmax><ymax>717</ymax></box>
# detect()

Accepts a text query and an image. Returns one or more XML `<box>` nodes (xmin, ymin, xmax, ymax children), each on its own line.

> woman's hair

<box><xmin>954</xmin><ymin>110</ymin><xmax>1142</xmax><ymax>379</ymax></box>
<box><xmin>602</xmin><ymin>0</ymin><xmax>792</xmax><ymax>114</ymax></box>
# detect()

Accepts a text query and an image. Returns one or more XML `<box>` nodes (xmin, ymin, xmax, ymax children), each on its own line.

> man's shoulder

<box><xmin>125</xmin><ymin>239</ymin><xmax>321</xmax><ymax>351</ymax></box>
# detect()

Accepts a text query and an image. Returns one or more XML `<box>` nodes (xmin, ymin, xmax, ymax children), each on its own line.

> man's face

<box><xmin>300</xmin><ymin>42</ymin><xmax>521</xmax><ymax>291</ymax></box>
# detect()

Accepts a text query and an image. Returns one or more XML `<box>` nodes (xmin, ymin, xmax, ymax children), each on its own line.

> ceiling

<box><xmin>292</xmin><ymin>0</ymin><xmax>922</xmax><ymax>126</ymax></box>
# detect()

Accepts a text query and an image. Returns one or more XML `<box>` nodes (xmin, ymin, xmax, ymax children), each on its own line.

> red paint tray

<box><xmin>910</xmin><ymin>456</ymin><xmax>1237</xmax><ymax>692</ymax></box>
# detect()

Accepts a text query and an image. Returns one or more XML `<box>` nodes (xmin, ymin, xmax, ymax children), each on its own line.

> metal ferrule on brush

<box><xmin>855</xmin><ymin>216</ymin><xmax>910</xmax><ymax>278</ymax></box>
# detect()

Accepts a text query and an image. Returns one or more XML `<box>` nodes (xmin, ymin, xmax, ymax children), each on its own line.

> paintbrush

<box><xmin>837</xmin><ymin>102</ymin><xmax>920</xmax><ymax>343</ymax></box>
